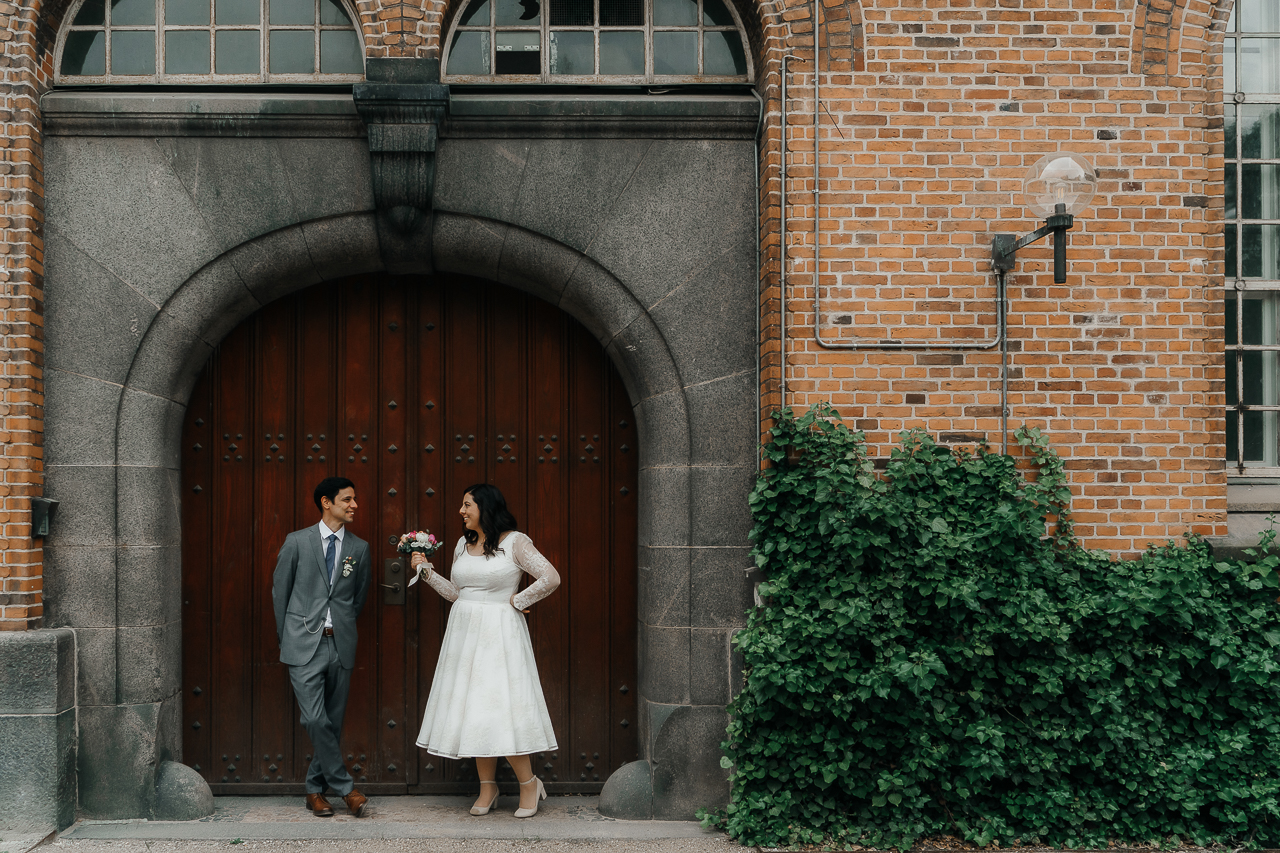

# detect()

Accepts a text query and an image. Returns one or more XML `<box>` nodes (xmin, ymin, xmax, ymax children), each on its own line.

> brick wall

<box><xmin>0</xmin><ymin>0</ymin><xmax>1229</xmax><ymax>628</ymax></box>
<box><xmin>0</xmin><ymin>0</ymin><xmax>57</xmax><ymax>630</ymax></box>
<box><xmin>765</xmin><ymin>0</ymin><xmax>1227</xmax><ymax>554</ymax></box>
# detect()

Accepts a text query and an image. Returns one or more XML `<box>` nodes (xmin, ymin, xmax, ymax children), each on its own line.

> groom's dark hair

<box><xmin>314</xmin><ymin>476</ymin><xmax>356</xmax><ymax>511</ymax></box>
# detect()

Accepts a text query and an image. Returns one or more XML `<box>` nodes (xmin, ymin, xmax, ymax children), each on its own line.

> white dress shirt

<box><xmin>318</xmin><ymin>521</ymin><xmax>345</xmax><ymax>630</ymax></box>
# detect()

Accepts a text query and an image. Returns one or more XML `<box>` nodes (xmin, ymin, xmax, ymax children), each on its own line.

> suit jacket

<box><xmin>272</xmin><ymin>525</ymin><xmax>372</xmax><ymax>669</ymax></box>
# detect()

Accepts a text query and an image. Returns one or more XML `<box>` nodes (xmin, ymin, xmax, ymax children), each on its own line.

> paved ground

<box><xmin>2</xmin><ymin>797</ymin><xmax>735</xmax><ymax>853</ymax></box>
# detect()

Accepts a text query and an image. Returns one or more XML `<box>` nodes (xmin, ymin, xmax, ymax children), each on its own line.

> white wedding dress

<box><xmin>414</xmin><ymin>532</ymin><xmax>560</xmax><ymax>759</ymax></box>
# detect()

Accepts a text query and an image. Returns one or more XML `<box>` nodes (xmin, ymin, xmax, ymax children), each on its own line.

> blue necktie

<box><xmin>326</xmin><ymin>534</ymin><xmax>337</xmax><ymax>584</ymax></box>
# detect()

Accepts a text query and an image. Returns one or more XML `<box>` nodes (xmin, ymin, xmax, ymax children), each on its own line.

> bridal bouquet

<box><xmin>397</xmin><ymin>530</ymin><xmax>442</xmax><ymax>587</ymax></box>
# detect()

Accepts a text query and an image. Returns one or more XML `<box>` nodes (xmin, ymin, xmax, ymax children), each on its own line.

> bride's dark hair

<box><xmin>462</xmin><ymin>483</ymin><xmax>519</xmax><ymax>557</ymax></box>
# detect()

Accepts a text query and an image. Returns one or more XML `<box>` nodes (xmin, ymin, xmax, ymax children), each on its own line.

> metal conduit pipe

<box><xmin>779</xmin><ymin>53</ymin><xmax>801</xmax><ymax>410</ymax></box>
<box><xmin>802</xmin><ymin>0</ymin><xmax>1012</xmax><ymax>453</ymax></box>
<box><xmin>751</xmin><ymin>87</ymin><xmax>765</xmax><ymax>462</ymax></box>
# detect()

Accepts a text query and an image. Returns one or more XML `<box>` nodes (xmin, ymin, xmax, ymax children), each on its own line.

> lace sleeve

<box><xmin>412</xmin><ymin>539</ymin><xmax>462</xmax><ymax>603</ymax></box>
<box><xmin>510</xmin><ymin>533</ymin><xmax>561</xmax><ymax>611</ymax></box>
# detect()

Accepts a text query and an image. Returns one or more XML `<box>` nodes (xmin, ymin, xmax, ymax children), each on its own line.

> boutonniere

<box><xmin>341</xmin><ymin>556</ymin><xmax>357</xmax><ymax>578</ymax></box>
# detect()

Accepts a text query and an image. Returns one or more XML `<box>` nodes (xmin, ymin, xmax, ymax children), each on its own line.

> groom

<box><xmin>273</xmin><ymin>476</ymin><xmax>372</xmax><ymax>817</ymax></box>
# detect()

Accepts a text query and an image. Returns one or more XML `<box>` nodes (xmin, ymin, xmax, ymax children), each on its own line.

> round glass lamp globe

<box><xmin>1021</xmin><ymin>152</ymin><xmax>1097</xmax><ymax>218</ymax></box>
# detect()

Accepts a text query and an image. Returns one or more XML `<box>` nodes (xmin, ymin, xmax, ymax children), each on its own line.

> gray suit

<box><xmin>272</xmin><ymin>525</ymin><xmax>372</xmax><ymax>796</ymax></box>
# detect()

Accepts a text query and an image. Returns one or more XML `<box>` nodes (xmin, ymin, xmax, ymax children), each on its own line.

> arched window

<box><xmin>444</xmin><ymin>0</ymin><xmax>752</xmax><ymax>82</ymax></box>
<box><xmin>56</xmin><ymin>0</ymin><xmax>365</xmax><ymax>83</ymax></box>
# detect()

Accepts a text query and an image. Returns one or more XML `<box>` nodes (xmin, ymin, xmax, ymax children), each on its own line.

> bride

<box><xmin>411</xmin><ymin>483</ymin><xmax>561</xmax><ymax>817</ymax></box>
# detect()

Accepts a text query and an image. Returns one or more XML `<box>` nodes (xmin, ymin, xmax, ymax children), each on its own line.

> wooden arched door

<box><xmin>181</xmin><ymin>274</ymin><xmax>638</xmax><ymax>794</ymax></box>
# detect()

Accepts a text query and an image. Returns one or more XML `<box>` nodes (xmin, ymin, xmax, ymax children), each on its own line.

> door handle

<box><xmin>383</xmin><ymin>559</ymin><xmax>406</xmax><ymax>605</ymax></box>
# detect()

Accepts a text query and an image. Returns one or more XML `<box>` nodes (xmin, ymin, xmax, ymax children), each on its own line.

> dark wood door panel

<box><xmin>182</xmin><ymin>274</ymin><xmax>639</xmax><ymax>795</ymax></box>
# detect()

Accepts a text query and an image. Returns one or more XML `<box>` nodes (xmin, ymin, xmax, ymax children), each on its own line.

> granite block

<box><xmin>44</xmin><ymin>465</ymin><xmax>116</xmax><ymax>548</ymax></box>
<box><xmin>43</xmin><ymin>546</ymin><xmax>116</xmax><ymax>629</ymax></box>
<box><xmin>78</xmin><ymin>702</ymin><xmax>160</xmax><ymax>819</ymax></box>
<box><xmin>638</xmin><ymin>545</ymin><xmax>690</xmax><ymax>628</ymax></box>
<box><xmin>638</xmin><ymin>623</ymin><xmax>689</xmax><ymax>705</ymax></box>
<box><xmin>690</xmin><ymin>465</ymin><xmax>754</xmax><ymax>547</ymax></box>
<box><xmin>44</xmin><ymin>368</ymin><xmax>121</xmax><ymax>468</ymax></box>
<box><xmin>45</xmin><ymin>137</ymin><xmax>224</xmax><ymax>307</ymax></box>
<box><xmin>637</xmin><ymin>465</ymin><xmax>691</xmax><ymax>548</ymax></box>
<box><xmin>690</xmin><ymin>546</ymin><xmax>753</xmax><ymax>628</ymax></box>
<box><xmin>45</xmin><ymin>226</ymin><xmax>157</xmax><ymax>385</ymax></box>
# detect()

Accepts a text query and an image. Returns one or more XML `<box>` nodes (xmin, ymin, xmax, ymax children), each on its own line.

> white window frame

<box><xmin>54</xmin><ymin>0</ymin><xmax>366</xmax><ymax>84</ymax></box>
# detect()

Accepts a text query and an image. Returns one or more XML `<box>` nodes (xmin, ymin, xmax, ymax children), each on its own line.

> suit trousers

<box><xmin>288</xmin><ymin>634</ymin><xmax>355</xmax><ymax>796</ymax></box>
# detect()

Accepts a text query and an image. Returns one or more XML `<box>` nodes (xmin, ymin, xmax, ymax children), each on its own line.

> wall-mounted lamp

<box><xmin>991</xmin><ymin>153</ymin><xmax>1098</xmax><ymax>283</ymax></box>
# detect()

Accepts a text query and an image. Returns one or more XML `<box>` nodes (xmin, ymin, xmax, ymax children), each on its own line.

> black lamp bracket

<box><xmin>990</xmin><ymin>207</ymin><xmax>1076</xmax><ymax>282</ymax></box>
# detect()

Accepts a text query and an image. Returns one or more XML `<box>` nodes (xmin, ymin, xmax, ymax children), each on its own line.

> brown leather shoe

<box><xmin>343</xmin><ymin>789</ymin><xmax>367</xmax><ymax>817</ymax></box>
<box><xmin>305</xmin><ymin>793</ymin><xmax>334</xmax><ymax>817</ymax></box>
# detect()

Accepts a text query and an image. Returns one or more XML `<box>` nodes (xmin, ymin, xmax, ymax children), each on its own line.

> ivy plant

<box><xmin>708</xmin><ymin>404</ymin><xmax>1280</xmax><ymax>849</ymax></box>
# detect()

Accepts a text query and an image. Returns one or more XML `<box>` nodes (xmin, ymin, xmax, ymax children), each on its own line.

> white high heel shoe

<box><xmin>514</xmin><ymin>776</ymin><xmax>546</xmax><ymax>818</ymax></box>
<box><xmin>470</xmin><ymin>780</ymin><xmax>499</xmax><ymax>815</ymax></box>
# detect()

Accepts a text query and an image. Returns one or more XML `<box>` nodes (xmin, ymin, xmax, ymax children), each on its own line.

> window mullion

<box><xmin>104</xmin><ymin>0</ymin><xmax>112</xmax><ymax>75</ymax></box>
<box><xmin>315</xmin><ymin>0</ymin><xmax>322</xmax><ymax>75</ymax></box>
<box><xmin>1239</xmin><ymin>288</ymin><xmax>1247</xmax><ymax>473</ymax></box>
<box><xmin>261</xmin><ymin>0</ymin><xmax>268</xmax><ymax>81</ymax></box>
<box><xmin>644</xmin><ymin>0</ymin><xmax>651</xmax><ymax>80</ymax></box>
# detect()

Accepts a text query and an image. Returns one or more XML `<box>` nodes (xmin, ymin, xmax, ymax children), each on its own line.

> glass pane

<box><xmin>496</xmin><ymin>0</ymin><xmax>539</xmax><ymax>24</ymax></box>
<box><xmin>111</xmin><ymin>29</ymin><xmax>155</xmax><ymax>74</ymax></box>
<box><xmin>458</xmin><ymin>0</ymin><xmax>489</xmax><ymax>25</ymax></box>
<box><xmin>271</xmin><ymin>0</ymin><xmax>312</xmax><ymax>24</ymax></box>
<box><xmin>1241</xmin><ymin>164</ymin><xmax>1280</xmax><ymax>219</ymax></box>
<box><xmin>1240</xmin><ymin>38</ymin><xmax>1280</xmax><ymax>93</ymax></box>
<box><xmin>1241</xmin><ymin>223</ymin><xmax>1280</xmax><ymax>277</ymax></box>
<box><xmin>1245</xmin><ymin>410</ymin><xmax>1271</xmax><ymax>461</ymax></box>
<box><xmin>1242</xmin><ymin>0</ymin><xmax>1280</xmax><ymax>31</ymax></box>
<box><xmin>1242</xmin><ymin>292</ymin><xmax>1278</xmax><ymax>346</ymax></box>
<box><xmin>1241</xmin><ymin>105</ymin><xmax>1280</xmax><ymax>158</ymax></box>
<box><xmin>1226</xmin><ymin>39</ymin><xmax>1237</xmax><ymax>92</ymax></box>
<box><xmin>600</xmin><ymin>0</ymin><xmax>641</xmax><ymax>26</ymax></box>
<box><xmin>319</xmin><ymin>29</ymin><xmax>361</xmax><ymax>72</ymax></box>
<box><xmin>166</xmin><ymin>0</ymin><xmax>210</xmax><ymax>25</ymax></box>
<box><xmin>703</xmin><ymin>29</ymin><xmax>744</xmax><ymax>74</ymax></box>
<box><xmin>550</xmin><ymin>0</ymin><xmax>590</xmax><ymax>25</ymax></box>
<box><xmin>1228</xmin><ymin>223</ymin><xmax>1239</xmax><ymax>277</ymax></box>
<box><xmin>270</xmin><ymin>29</ymin><xmax>313</xmax><ymax>71</ymax></box>
<box><xmin>1228</xmin><ymin>103</ymin><xmax>1238</xmax><ymax>160</ymax></box>
<box><xmin>73</xmin><ymin>0</ymin><xmax>106</xmax><ymax>26</ymax></box>
<box><xmin>111</xmin><ymin>0</ymin><xmax>154</xmax><ymax>25</ymax></box>
<box><xmin>549</xmin><ymin>30</ymin><xmax>592</xmax><ymax>74</ymax></box>
<box><xmin>1228</xmin><ymin>294</ymin><xmax>1240</xmax><ymax>348</ymax></box>
<box><xmin>702</xmin><ymin>0</ymin><xmax>734</xmax><ymax>25</ymax></box>
<box><xmin>215</xmin><ymin>28</ymin><xmax>259</xmax><ymax>72</ymax></box>
<box><xmin>1228</xmin><ymin>165</ymin><xmax>1238</xmax><ymax>220</ymax></box>
<box><xmin>599</xmin><ymin>30</ymin><xmax>642</xmax><ymax>73</ymax></box>
<box><xmin>166</xmin><ymin>28</ymin><xmax>210</xmax><ymax>72</ymax></box>
<box><xmin>1231</xmin><ymin>1</ymin><xmax>1238</xmax><ymax>31</ymax></box>
<box><xmin>653</xmin><ymin>0</ymin><xmax>696</xmax><ymax>26</ymax></box>
<box><xmin>319</xmin><ymin>0</ymin><xmax>349</xmax><ymax>23</ymax></box>
<box><xmin>1225</xmin><ymin>409</ymin><xmax>1270</xmax><ymax>464</ymax></box>
<box><xmin>653</xmin><ymin>30</ymin><xmax>695</xmax><ymax>74</ymax></box>
<box><xmin>495</xmin><ymin>30</ymin><xmax>540</xmax><ymax>73</ymax></box>
<box><xmin>447</xmin><ymin>30</ymin><xmax>489</xmax><ymax>74</ymax></box>
<box><xmin>216</xmin><ymin>0</ymin><xmax>258</xmax><ymax>24</ymax></box>
<box><xmin>60</xmin><ymin>30</ymin><xmax>106</xmax><ymax>74</ymax></box>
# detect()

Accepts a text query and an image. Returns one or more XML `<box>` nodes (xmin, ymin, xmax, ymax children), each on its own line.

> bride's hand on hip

<box><xmin>510</xmin><ymin>594</ymin><xmax>529</xmax><ymax>614</ymax></box>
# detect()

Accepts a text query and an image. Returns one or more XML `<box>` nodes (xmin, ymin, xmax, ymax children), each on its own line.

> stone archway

<box><xmin>40</xmin><ymin>90</ymin><xmax>758</xmax><ymax>822</ymax></box>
